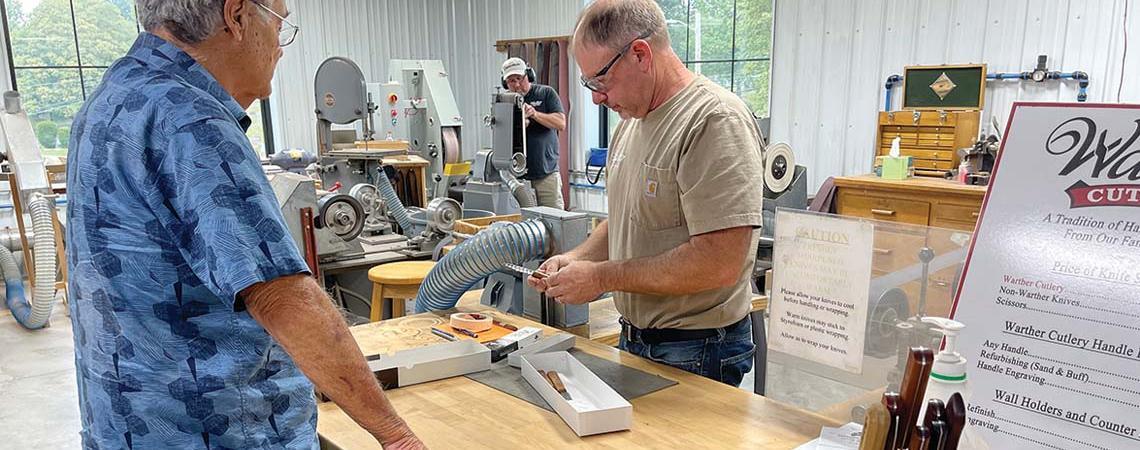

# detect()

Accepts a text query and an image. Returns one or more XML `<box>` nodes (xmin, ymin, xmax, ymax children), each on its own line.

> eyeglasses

<box><xmin>253</xmin><ymin>1</ymin><xmax>299</xmax><ymax>47</ymax></box>
<box><xmin>579</xmin><ymin>31</ymin><xmax>652</xmax><ymax>93</ymax></box>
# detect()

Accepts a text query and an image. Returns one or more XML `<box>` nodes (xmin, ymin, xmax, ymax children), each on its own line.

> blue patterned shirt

<box><xmin>67</xmin><ymin>33</ymin><xmax>316</xmax><ymax>449</ymax></box>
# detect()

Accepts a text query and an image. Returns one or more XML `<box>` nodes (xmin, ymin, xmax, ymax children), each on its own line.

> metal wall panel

<box><xmin>270</xmin><ymin>0</ymin><xmax>581</xmax><ymax>162</ymax></box>
<box><xmin>770</xmin><ymin>0</ymin><xmax>1140</xmax><ymax>192</ymax></box>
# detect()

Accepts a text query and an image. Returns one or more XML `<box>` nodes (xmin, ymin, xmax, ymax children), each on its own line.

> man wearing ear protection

<box><xmin>501</xmin><ymin>57</ymin><xmax>567</xmax><ymax>209</ymax></box>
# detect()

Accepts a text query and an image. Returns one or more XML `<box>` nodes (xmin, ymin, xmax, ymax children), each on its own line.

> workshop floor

<box><xmin>0</xmin><ymin>303</ymin><xmax>851</xmax><ymax>449</ymax></box>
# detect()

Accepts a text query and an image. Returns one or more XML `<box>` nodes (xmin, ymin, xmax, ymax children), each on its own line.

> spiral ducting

<box><xmin>375</xmin><ymin>167</ymin><xmax>414</xmax><ymax>236</ymax></box>
<box><xmin>3</xmin><ymin>193</ymin><xmax>57</xmax><ymax>329</ymax></box>
<box><xmin>415</xmin><ymin>219</ymin><xmax>549</xmax><ymax>313</ymax></box>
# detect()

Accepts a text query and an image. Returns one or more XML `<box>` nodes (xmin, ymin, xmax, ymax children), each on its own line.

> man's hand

<box><xmin>523</xmin><ymin>103</ymin><xmax>536</xmax><ymax>118</ymax></box>
<box><xmin>544</xmin><ymin>260</ymin><xmax>607</xmax><ymax>305</ymax></box>
<box><xmin>527</xmin><ymin>254</ymin><xmax>575</xmax><ymax>291</ymax></box>
<box><xmin>242</xmin><ymin>275</ymin><xmax>426</xmax><ymax>449</ymax></box>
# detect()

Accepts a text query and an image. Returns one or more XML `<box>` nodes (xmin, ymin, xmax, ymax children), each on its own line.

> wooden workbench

<box><xmin>317</xmin><ymin>305</ymin><xmax>838</xmax><ymax>449</ymax></box>
<box><xmin>833</xmin><ymin>174</ymin><xmax>986</xmax><ymax>231</ymax></box>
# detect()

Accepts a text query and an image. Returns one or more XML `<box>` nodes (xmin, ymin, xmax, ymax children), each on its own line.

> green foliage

<box><xmin>6</xmin><ymin>0</ymin><xmax>137</xmax><ymax>150</ymax></box>
<box><xmin>58</xmin><ymin>123</ymin><xmax>71</xmax><ymax>145</ymax></box>
<box><xmin>34</xmin><ymin>120</ymin><xmax>58</xmax><ymax>147</ymax></box>
<box><xmin>656</xmin><ymin>0</ymin><xmax>773</xmax><ymax>116</ymax></box>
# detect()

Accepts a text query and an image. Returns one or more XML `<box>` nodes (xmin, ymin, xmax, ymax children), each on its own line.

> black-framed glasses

<box><xmin>253</xmin><ymin>1</ymin><xmax>299</xmax><ymax>47</ymax></box>
<box><xmin>579</xmin><ymin>31</ymin><xmax>652</xmax><ymax>93</ymax></box>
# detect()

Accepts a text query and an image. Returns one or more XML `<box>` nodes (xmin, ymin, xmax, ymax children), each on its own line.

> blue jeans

<box><xmin>619</xmin><ymin>316</ymin><xmax>756</xmax><ymax>387</ymax></box>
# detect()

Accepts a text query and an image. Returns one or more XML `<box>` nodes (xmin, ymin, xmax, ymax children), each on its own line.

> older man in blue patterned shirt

<box><xmin>66</xmin><ymin>1</ymin><xmax>424</xmax><ymax>448</ymax></box>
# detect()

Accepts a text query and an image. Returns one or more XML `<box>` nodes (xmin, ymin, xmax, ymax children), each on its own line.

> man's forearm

<box><xmin>598</xmin><ymin>227</ymin><xmax>752</xmax><ymax>296</ymax></box>
<box><xmin>532</xmin><ymin>111</ymin><xmax>566</xmax><ymax>131</ymax></box>
<box><xmin>244</xmin><ymin>275</ymin><xmax>412</xmax><ymax>444</ymax></box>
<box><xmin>567</xmin><ymin>219</ymin><xmax>609</xmax><ymax>262</ymax></box>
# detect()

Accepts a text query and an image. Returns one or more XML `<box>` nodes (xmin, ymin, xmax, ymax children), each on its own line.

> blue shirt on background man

<box><xmin>67</xmin><ymin>33</ymin><xmax>315</xmax><ymax>449</ymax></box>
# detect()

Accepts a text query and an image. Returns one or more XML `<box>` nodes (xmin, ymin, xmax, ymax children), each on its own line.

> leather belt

<box><xmin>620</xmin><ymin>316</ymin><xmax>746</xmax><ymax>345</ymax></box>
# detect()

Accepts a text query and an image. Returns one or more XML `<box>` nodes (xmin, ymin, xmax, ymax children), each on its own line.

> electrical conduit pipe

<box><xmin>415</xmin><ymin>219</ymin><xmax>549</xmax><ymax>312</ymax></box>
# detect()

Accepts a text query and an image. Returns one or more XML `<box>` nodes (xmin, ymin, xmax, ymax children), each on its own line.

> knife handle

<box><xmin>910</xmin><ymin>425</ymin><xmax>931</xmax><ymax>450</ymax></box>
<box><xmin>546</xmin><ymin>371</ymin><xmax>570</xmax><ymax>398</ymax></box>
<box><xmin>944</xmin><ymin>393</ymin><xmax>967</xmax><ymax>450</ymax></box>
<box><xmin>860</xmin><ymin>403</ymin><xmax>889</xmax><ymax>450</ymax></box>
<box><xmin>882</xmin><ymin>392</ymin><xmax>905</xmax><ymax>450</ymax></box>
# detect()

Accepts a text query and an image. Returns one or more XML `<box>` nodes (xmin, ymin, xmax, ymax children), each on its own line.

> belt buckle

<box><xmin>620</xmin><ymin>318</ymin><xmax>636</xmax><ymax>344</ymax></box>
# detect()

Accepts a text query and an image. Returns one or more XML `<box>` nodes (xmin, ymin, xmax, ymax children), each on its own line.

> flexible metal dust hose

<box><xmin>415</xmin><ymin>219</ymin><xmax>549</xmax><ymax>312</ymax></box>
<box><xmin>499</xmin><ymin>169</ymin><xmax>537</xmax><ymax>208</ymax></box>
<box><xmin>3</xmin><ymin>194</ymin><xmax>57</xmax><ymax>329</ymax></box>
<box><xmin>375</xmin><ymin>167</ymin><xmax>414</xmax><ymax>236</ymax></box>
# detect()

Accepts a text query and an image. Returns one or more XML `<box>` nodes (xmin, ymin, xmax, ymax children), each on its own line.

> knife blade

<box><xmin>506</xmin><ymin>263</ymin><xmax>550</xmax><ymax>280</ymax></box>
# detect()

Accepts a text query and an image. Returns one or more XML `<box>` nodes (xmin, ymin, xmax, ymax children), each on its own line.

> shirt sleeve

<box><xmin>542</xmin><ymin>86</ymin><xmax>564</xmax><ymax>114</ymax></box>
<box><xmin>677</xmin><ymin>111</ymin><xmax>766</xmax><ymax>236</ymax></box>
<box><xmin>153</xmin><ymin>118</ymin><xmax>310</xmax><ymax>309</ymax></box>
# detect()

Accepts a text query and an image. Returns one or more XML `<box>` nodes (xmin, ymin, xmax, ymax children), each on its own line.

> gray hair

<box><xmin>135</xmin><ymin>0</ymin><xmax>227</xmax><ymax>44</ymax></box>
<box><xmin>572</xmin><ymin>0</ymin><xmax>670</xmax><ymax>51</ymax></box>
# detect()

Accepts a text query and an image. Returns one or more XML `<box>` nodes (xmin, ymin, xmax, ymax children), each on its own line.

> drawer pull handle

<box><xmin>971</xmin><ymin>211</ymin><xmax>980</xmax><ymax>218</ymax></box>
<box><xmin>871</xmin><ymin>209</ymin><xmax>896</xmax><ymax>216</ymax></box>
<box><xmin>873</xmin><ymin>248</ymin><xmax>893</xmax><ymax>256</ymax></box>
<box><xmin>934</xmin><ymin>280</ymin><xmax>950</xmax><ymax>287</ymax></box>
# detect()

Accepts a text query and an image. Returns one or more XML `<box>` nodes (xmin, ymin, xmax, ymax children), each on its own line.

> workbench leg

<box><xmin>370</xmin><ymin>284</ymin><xmax>383</xmax><ymax>322</ymax></box>
<box><xmin>751</xmin><ymin>309</ymin><xmax>767</xmax><ymax>396</ymax></box>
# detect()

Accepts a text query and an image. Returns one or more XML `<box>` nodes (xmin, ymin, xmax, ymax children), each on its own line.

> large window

<box><xmin>1</xmin><ymin>0</ymin><xmax>273</xmax><ymax>157</ymax></box>
<box><xmin>662</xmin><ymin>0</ymin><xmax>772</xmax><ymax>116</ymax></box>
<box><xmin>602</xmin><ymin>0</ymin><xmax>773</xmax><ymax>147</ymax></box>
<box><xmin>2</xmin><ymin>0</ymin><xmax>139</xmax><ymax>157</ymax></box>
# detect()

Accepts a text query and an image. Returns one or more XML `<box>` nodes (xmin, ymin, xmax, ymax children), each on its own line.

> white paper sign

<box><xmin>770</xmin><ymin>210</ymin><xmax>873</xmax><ymax>373</ymax></box>
<box><xmin>951</xmin><ymin>103</ymin><xmax>1140</xmax><ymax>450</ymax></box>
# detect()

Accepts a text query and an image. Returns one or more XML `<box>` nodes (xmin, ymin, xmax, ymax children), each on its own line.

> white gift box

<box><xmin>520</xmin><ymin>351</ymin><xmax>632</xmax><ymax>437</ymax></box>
<box><xmin>367</xmin><ymin>339</ymin><xmax>491</xmax><ymax>388</ymax></box>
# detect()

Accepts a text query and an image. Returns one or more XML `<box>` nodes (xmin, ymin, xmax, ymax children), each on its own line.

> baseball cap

<box><xmin>501</xmin><ymin>57</ymin><xmax>528</xmax><ymax>81</ymax></box>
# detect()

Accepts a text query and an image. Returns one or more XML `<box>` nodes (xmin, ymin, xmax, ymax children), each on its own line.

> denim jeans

<box><xmin>619</xmin><ymin>315</ymin><xmax>756</xmax><ymax>387</ymax></box>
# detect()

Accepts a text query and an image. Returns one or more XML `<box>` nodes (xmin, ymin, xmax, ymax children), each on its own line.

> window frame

<box><xmin>0</xmin><ymin>1</ymin><xmax>273</xmax><ymax>154</ymax></box>
<box><xmin>601</xmin><ymin>0</ymin><xmax>773</xmax><ymax>144</ymax></box>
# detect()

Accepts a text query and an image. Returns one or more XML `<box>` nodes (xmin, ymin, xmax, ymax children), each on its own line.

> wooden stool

<box><xmin>367</xmin><ymin>261</ymin><xmax>436</xmax><ymax>322</ymax></box>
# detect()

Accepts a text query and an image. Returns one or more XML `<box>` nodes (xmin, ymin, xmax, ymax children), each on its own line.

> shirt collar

<box><xmin>128</xmin><ymin>33</ymin><xmax>252</xmax><ymax>130</ymax></box>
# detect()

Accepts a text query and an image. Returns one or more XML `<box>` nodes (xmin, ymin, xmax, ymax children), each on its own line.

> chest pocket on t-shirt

<box><xmin>632</xmin><ymin>162</ymin><xmax>682</xmax><ymax>230</ymax></box>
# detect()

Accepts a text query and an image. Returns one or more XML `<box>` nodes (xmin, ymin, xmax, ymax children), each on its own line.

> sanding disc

<box><xmin>765</xmin><ymin>142</ymin><xmax>796</xmax><ymax>194</ymax></box>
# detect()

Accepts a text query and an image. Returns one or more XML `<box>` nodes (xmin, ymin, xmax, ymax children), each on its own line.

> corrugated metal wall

<box><xmin>770</xmin><ymin>0</ymin><xmax>1140</xmax><ymax>192</ymax></box>
<box><xmin>270</xmin><ymin>0</ymin><xmax>582</xmax><ymax>161</ymax></box>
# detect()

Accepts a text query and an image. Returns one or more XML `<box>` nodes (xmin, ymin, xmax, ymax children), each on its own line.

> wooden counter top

<box><xmin>833</xmin><ymin>174</ymin><xmax>987</xmax><ymax>197</ymax></box>
<box><xmin>317</xmin><ymin>304</ymin><xmax>838</xmax><ymax>449</ymax></box>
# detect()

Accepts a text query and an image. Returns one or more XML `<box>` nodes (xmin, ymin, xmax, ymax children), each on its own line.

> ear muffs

<box><xmin>502</xmin><ymin>65</ymin><xmax>538</xmax><ymax>88</ymax></box>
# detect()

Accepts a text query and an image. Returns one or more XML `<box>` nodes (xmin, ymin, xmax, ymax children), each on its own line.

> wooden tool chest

<box><xmin>875</xmin><ymin>110</ymin><xmax>980</xmax><ymax>177</ymax></box>
<box><xmin>876</xmin><ymin>64</ymin><xmax>986</xmax><ymax>178</ymax></box>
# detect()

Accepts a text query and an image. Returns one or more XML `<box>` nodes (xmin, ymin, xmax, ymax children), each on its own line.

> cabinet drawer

<box><xmin>836</xmin><ymin>192</ymin><xmax>931</xmax><ymax>226</ymax></box>
<box><xmin>875</xmin><ymin>149</ymin><xmax>957</xmax><ymax>161</ymax></box>
<box><xmin>931</xmin><ymin>217</ymin><xmax>978</xmax><ymax>232</ymax></box>
<box><xmin>932</xmin><ymin>203</ymin><xmax>981</xmax><ymax>222</ymax></box>
<box><xmin>913</xmin><ymin>159</ymin><xmax>955</xmax><ymax>170</ymax></box>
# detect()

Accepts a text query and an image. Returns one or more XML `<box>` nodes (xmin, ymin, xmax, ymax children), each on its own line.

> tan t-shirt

<box><xmin>607</xmin><ymin>76</ymin><xmax>766</xmax><ymax>330</ymax></box>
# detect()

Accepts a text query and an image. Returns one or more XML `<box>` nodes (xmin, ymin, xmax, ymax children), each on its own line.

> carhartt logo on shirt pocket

<box><xmin>645</xmin><ymin>179</ymin><xmax>659</xmax><ymax>198</ymax></box>
<box><xmin>633</xmin><ymin>162</ymin><xmax>681</xmax><ymax>230</ymax></box>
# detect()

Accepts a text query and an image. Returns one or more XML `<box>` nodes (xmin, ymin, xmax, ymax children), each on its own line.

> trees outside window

<box><xmin>2</xmin><ymin>0</ymin><xmax>273</xmax><ymax>157</ymax></box>
<box><xmin>602</xmin><ymin>1</ymin><xmax>773</xmax><ymax>146</ymax></box>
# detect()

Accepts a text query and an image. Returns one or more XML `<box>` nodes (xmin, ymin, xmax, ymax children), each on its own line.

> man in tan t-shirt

<box><xmin>528</xmin><ymin>0</ymin><xmax>765</xmax><ymax>387</ymax></box>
